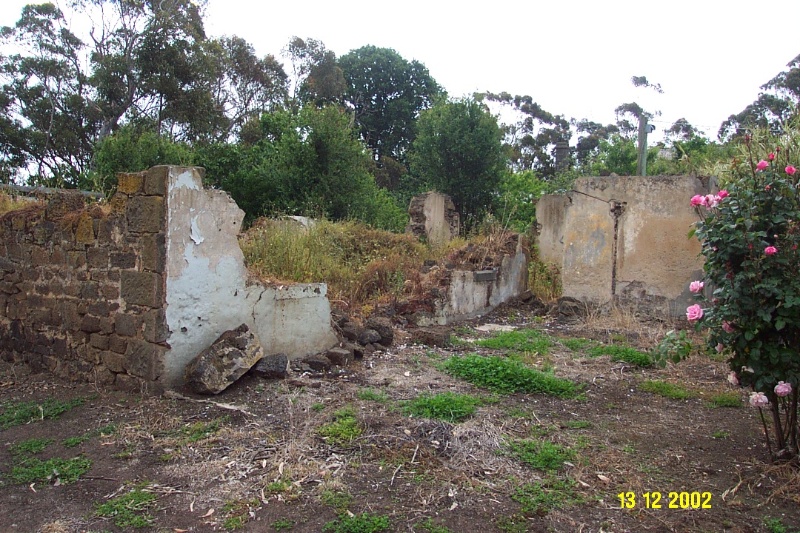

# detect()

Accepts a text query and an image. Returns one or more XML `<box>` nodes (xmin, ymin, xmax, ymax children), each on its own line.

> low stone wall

<box><xmin>0</xmin><ymin>169</ymin><xmax>170</xmax><ymax>392</ymax></box>
<box><xmin>0</xmin><ymin>166</ymin><xmax>338</xmax><ymax>391</ymax></box>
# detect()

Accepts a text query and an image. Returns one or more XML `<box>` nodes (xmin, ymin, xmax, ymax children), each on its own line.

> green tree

<box><xmin>283</xmin><ymin>37</ymin><xmax>345</xmax><ymax>109</ymax></box>
<box><xmin>409</xmin><ymin>97</ymin><xmax>506</xmax><ymax>228</ymax></box>
<box><xmin>339</xmin><ymin>45</ymin><xmax>442</xmax><ymax>162</ymax></box>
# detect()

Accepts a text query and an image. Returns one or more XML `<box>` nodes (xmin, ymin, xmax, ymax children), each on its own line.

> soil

<box><xmin>1</xmin><ymin>303</ymin><xmax>799</xmax><ymax>533</ymax></box>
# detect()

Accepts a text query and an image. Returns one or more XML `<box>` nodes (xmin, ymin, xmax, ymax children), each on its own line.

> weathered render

<box><xmin>0</xmin><ymin>166</ymin><xmax>337</xmax><ymax>391</ymax></box>
<box><xmin>406</xmin><ymin>191</ymin><xmax>460</xmax><ymax>246</ymax></box>
<box><xmin>535</xmin><ymin>175</ymin><xmax>713</xmax><ymax>314</ymax></box>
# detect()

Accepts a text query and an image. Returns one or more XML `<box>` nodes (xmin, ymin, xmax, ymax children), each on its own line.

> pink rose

<box><xmin>756</xmin><ymin>160</ymin><xmax>769</xmax><ymax>171</ymax></box>
<box><xmin>716</xmin><ymin>343</ymin><xmax>724</xmax><ymax>353</ymax></box>
<box><xmin>727</xmin><ymin>371</ymin><xmax>738</xmax><ymax>386</ymax></box>
<box><xmin>765</xmin><ymin>246</ymin><xmax>778</xmax><ymax>255</ymax></box>
<box><xmin>705</xmin><ymin>194</ymin><xmax>720</xmax><ymax>208</ymax></box>
<box><xmin>686</xmin><ymin>304</ymin><xmax>704</xmax><ymax>322</ymax></box>
<box><xmin>774</xmin><ymin>381</ymin><xmax>792</xmax><ymax>397</ymax></box>
<box><xmin>786</xmin><ymin>165</ymin><xmax>797</xmax><ymax>176</ymax></box>
<box><xmin>722</xmin><ymin>321</ymin><xmax>735</xmax><ymax>333</ymax></box>
<box><xmin>768</xmin><ymin>152</ymin><xmax>776</xmax><ymax>161</ymax></box>
<box><xmin>749</xmin><ymin>391</ymin><xmax>769</xmax><ymax>408</ymax></box>
<box><xmin>689</xmin><ymin>280</ymin><xmax>704</xmax><ymax>293</ymax></box>
<box><xmin>690</xmin><ymin>195</ymin><xmax>704</xmax><ymax>207</ymax></box>
<box><xmin>717</xmin><ymin>190</ymin><xmax>729</xmax><ymax>199</ymax></box>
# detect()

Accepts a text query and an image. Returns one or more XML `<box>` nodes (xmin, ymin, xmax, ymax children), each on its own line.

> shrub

<box><xmin>688</xmin><ymin>126</ymin><xmax>800</xmax><ymax>460</ymax></box>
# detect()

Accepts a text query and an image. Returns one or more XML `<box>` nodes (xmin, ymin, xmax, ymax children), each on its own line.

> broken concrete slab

<box><xmin>184</xmin><ymin>324</ymin><xmax>264</xmax><ymax>394</ymax></box>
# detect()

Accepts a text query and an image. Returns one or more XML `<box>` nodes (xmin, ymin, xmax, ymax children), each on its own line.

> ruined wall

<box><xmin>0</xmin><ymin>168</ymin><xmax>170</xmax><ymax>392</ymax></box>
<box><xmin>0</xmin><ymin>166</ymin><xmax>338</xmax><ymax>390</ymax></box>
<box><xmin>164</xmin><ymin>167</ymin><xmax>337</xmax><ymax>386</ymax></box>
<box><xmin>406</xmin><ymin>192</ymin><xmax>460</xmax><ymax>246</ymax></box>
<box><xmin>535</xmin><ymin>175</ymin><xmax>711</xmax><ymax>314</ymax></box>
<box><xmin>534</xmin><ymin>195</ymin><xmax>570</xmax><ymax>265</ymax></box>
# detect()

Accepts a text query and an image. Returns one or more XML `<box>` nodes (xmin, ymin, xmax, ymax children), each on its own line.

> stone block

<box><xmin>62</xmin><ymin>302</ymin><xmax>80</xmax><ymax>330</ymax></box>
<box><xmin>108</xmin><ymin>334</ymin><xmax>128</xmax><ymax>354</ymax></box>
<box><xmin>90</xmin><ymin>333</ymin><xmax>110</xmax><ymax>350</ymax></box>
<box><xmin>117</xmin><ymin>172</ymin><xmax>144</xmax><ymax>195</ymax></box>
<box><xmin>365</xmin><ymin>316</ymin><xmax>394</xmax><ymax>347</ymax></box>
<box><xmin>144</xmin><ymin>166</ymin><xmax>168</xmax><ymax>196</ymax></box>
<box><xmin>86</xmin><ymin>247</ymin><xmax>109</xmax><ymax>268</ymax></box>
<box><xmin>121</xmin><ymin>270</ymin><xmax>163</xmax><ymax>308</ymax></box>
<box><xmin>21</xmin><ymin>268</ymin><xmax>40</xmax><ymax>282</ymax></box>
<box><xmin>140</xmin><ymin>233</ymin><xmax>166</xmax><ymax>273</ymax></box>
<box><xmin>110</xmin><ymin>252</ymin><xmax>136</xmax><ymax>269</ymax></box>
<box><xmin>185</xmin><ymin>324</ymin><xmax>264</xmax><ymax>394</ymax></box>
<box><xmin>88</xmin><ymin>301</ymin><xmax>111</xmax><ymax>317</ymax></box>
<box><xmin>251</xmin><ymin>353</ymin><xmax>289</xmax><ymax>379</ymax></box>
<box><xmin>81</xmin><ymin>282</ymin><xmax>100</xmax><ymax>299</ymax></box>
<box><xmin>326</xmin><ymin>347</ymin><xmax>353</xmax><ymax>367</ymax></box>
<box><xmin>30</xmin><ymin>247</ymin><xmax>48</xmax><ymax>265</ymax></box>
<box><xmin>114</xmin><ymin>373</ymin><xmax>144</xmax><ymax>393</ymax></box>
<box><xmin>80</xmin><ymin>315</ymin><xmax>103</xmax><ymax>333</ymax></box>
<box><xmin>127</xmin><ymin>196</ymin><xmax>165</xmax><ymax>233</ymax></box>
<box><xmin>101</xmin><ymin>284</ymin><xmax>120</xmax><ymax>300</ymax></box>
<box><xmin>473</xmin><ymin>270</ymin><xmax>497</xmax><ymax>282</ymax></box>
<box><xmin>115</xmin><ymin>314</ymin><xmax>140</xmax><ymax>337</ymax></box>
<box><xmin>67</xmin><ymin>251</ymin><xmax>86</xmax><ymax>269</ymax></box>
<box><xmin>75</xmin><ymin>212</ymin><xmax>95</xmax><ymax>244</ymax></box>
<box><xmin>142</xmin><ymin>308</ymin><xmax>168</xmax><ymax>343</ymax></box>
<box><xmin>124</xmin><ymin>339</ymin><xmax>164</xmax><ymax>381</ymax></box>
<box><xmin>108</xmin><ymin>194</ymin><xmax>128</xmax><ymax>215</ymax></box>
<box><xmin>50</xmin><ymin>247</ymin><xmax>65</xmax><ymax>265</ymax></box>
<box><xmin>101</xmin><ymin>350</ymin><xmax>125</xmax><ymax>373</ymax></box>
<box><xmin>95</xmin><ymin>217</ymin><xmax>117</xmax><ymax>243</ymax></box>
<box><xmin>45</xmin><ymin>192</ymin><xmax>85</xmax><ymax>219</ymax></box>
<box><xmin>93</xmin><ymin>364</ymin><xmax>116</xmax><ymax>386</ymax></box>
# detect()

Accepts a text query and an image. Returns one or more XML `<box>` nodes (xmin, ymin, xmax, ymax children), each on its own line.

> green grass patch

<box><xmin>272</xmin><ymin>518</ymin><xmax>295</xmax><ymax>531</ymax></box>
<box><xmin>512</xmin><ymin>477</ymin><xmax>580</xmax><ymax>515</ymax></box>
<box><xmin>506</xmin><ymin>439</ymin><xmax>576</xmax><ymax>472</ymax></box>
<box><xmin>707</xmin><ymin>391</ymin><xmax>742</xmax><ymax>408</ymax></box>
<box><xmin>357</xmin><ymin>388</ymin><xmax>389</xmax><ymax>403</ymax></box>
<box><xmin>319</xmin><ymin>407</ymin><xmax>362</xmax><ymax>446</ymax></box>
<box><xmin>440</xmin><ymin>354</ymin><xmax>580</xmax><ymax>397</ymax></box>
<box><xmin>712</xmin><ymin>430</ymin><xmax>730</xmax><ymax>439</ymax></box>
<box><xmin>475</xmin><ymin>328</ymin><xmax>551</xmax><ymax>354</ymax></box>
<box><xmin>180</xmin><ymin>418</ymin><xmax>224</xmax><ymax>444</ymax></box>
<box><xmin>589</xmin><ymin>345</ymin><xmax>652</xmax><ymax>367</ymax></box>
<box><xmin>9</xmin><ymin>437</ymin><xmax>53</xmax><ymax>456</ymax></box>
<box><xmin>639</xmin><ymin>380</ymin><xmax>693</xmax><ymax>400</ymax></box>
<box><xmin>322</xmin><ymin>512</ymin><xmax>391</xmax><ymax>533</ymax></box>
<box><xmin>321</xmin><ymin>489</ymin><xmax>353</xmax><ymax>514</ymax></box>
<box><xmin>0</xmin><ymin>397</ymin><xmax>86</xmax><ymax>430</ymax></box>
<box><xmin>402</xmin><ymin>392</ymin><xmax>482</xmax><ymax>423</ymax></box>
<box><xmin>95</xmin><ymin>486</ymin><xmax>157</xmax><ymax>528</ymax></box>
<box><xmin>7</xmin><ymin>456</ymin><xmax>92</xmax><ymax>484</ymax></box>
<box><xmin>561</xmin><ymin>337</ymin><xmax>595</xmax><ymax>351</ymax></box>
<box><xmin>563</xmin><ymin>420</ymin><xmax>591</xmax><ymax>429</ymax></box>
<box><xmin>418</xmin><ymin>518</ymin><xmax>453</xmax><ymax>533</ymax></box>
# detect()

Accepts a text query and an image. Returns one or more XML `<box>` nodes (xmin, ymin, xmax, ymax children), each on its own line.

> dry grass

<box><xmin>0</xmin><ymin>191</ymin><xmax>35</xmax><ymax>214</ymax></box>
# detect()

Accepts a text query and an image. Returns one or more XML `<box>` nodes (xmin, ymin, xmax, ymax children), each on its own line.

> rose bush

<box><xmin>689</xmin><ymin>129</ymin><xmax>800</xmax><ymax>460</ymax></box>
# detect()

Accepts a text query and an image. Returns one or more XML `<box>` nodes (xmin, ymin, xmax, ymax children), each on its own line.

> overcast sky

<box><xmin>3</xmin><ymin>0</ymin><xmax>800</xmax><ymax>142</ymax></box>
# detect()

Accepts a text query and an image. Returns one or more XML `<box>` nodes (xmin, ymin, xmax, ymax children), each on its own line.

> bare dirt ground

<box><xmin>1</xmin><ymin>302</ymin><xmax>799</xmax><ymax>533</ymax></box>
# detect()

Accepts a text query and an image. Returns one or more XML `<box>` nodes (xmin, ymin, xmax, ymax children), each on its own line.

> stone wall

<box><xmin>406</xmin><ymin>192</ymin><xmax>460</xmax><ymax>246</ymax></box>
<box><xmin>535</xmin><ymin>175</ymin><xmax>713</xmax><ymax>314</ymax></box>
<box><xmin>0</xmin><ymin>166</ymin><xmax>338</xmax><ymax>390</ymax></box>
<box><xmin>0</xmin><ymin>168</ymin><xmax>170</xmax><ymax>392</ymax></box>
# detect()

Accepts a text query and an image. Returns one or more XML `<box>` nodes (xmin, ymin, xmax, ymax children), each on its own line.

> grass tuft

<box><xmin>707</xmin><ymin>391</ymin><xmax>742</xmax><ymax>408</ymax></box>
<box><xmin>0</xmin><ymin>397</ymin><xmax>86</xmax><ymax>430</ymax></box>
<box><xmin>441</xmin><ymin>354</ymin><xmax>580</xmax><ymax>397</ymax></box>
<box><xmin>322</xmin><ymin>512</ymin><xmax>391</xmax><ymax>533</ymax></box>
<box><xmin>402</xmin><ymin>392</ymin><xmax>482</xmax><ymax>423</ymax></box>
<box><xmin>512</xmin><ymin>477</ymin><xmax>580</xmax><ymax>515</ymax></box>
<box><xmin>506</xmin><ymin>439</ymin><xmax>576</xmax><ymax>472</ymax></box>
<box><xmin>319</xmin><ymin>407</ymin><xmax>362</xmax><ymax>446</ymax></box>
<box><xmin>475</xmin><ymin>328</ymin><xmax>551</xmax><ymax>354</ymax></box>
<box><xmin>95</xmin><ymin>486</ymin><xmax>157</xmax><ymax>528</ymax></box>
<box><xmin>589</xmin><ymin>344</ymin><xmax>652</xmax><ymax>367</ymax></box>
<box><xmin>639</xmin><ymin>380</ymin><xmax>693</xmax><ymax>400</ymax></box>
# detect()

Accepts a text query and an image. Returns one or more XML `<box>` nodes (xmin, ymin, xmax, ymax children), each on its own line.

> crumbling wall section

<box><xmin>0</xmin><ymin>168</ymin><xmax>170</xmax><ymax>391</ymax></box>
<box><xmin>406</xmin><ymin>192</ymin><xmax>460</xmax><ymax>245</ymax></box>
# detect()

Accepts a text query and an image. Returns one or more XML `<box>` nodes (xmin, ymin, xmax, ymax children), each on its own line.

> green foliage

<box><xmin>561</xmin><ymin>338</ymin><xmax>594</xmax><ymax>352</ymax></box>
<box><xmin>322</xmin><ymin>512</ymin><xmax>391</xmax><ymax>533</ymax></box>
<box><xmin>321</xmin><ymin>489</ymin><xmax>353</xmax><ymax>514</ymax></box>
<box><xmin>650</xmin><ymin>330</ymin><xmax>693</xmax><ymax>367</ymax></box>
<box><xmin>272</xmin><ymin>518</ymin><xmax>295</xmax><ymax>531</ymax></box>
<box><xmin>319</xmin><ymin>407</ymin><xmax>362</xmax><ymax>445</ymax></box>
<box><xmin>440</xmin><ymin>354</ymin><xmax>580</xmax><ymax>397</ymax></box>
<box><xmin>638</xmin><ymin>380</ymin><xmax>693</xmax><ymax>400</ymax></box>
<box><xmin>180</xmin><ymin>418</ymin><xmax>224</xmax><ymax>444</ymax></box>
<box><xmin>528</xmin><ymin>255</ymin><xmax>562</xmax><ymax>301</ymax></box>
<box><xmin>707</xmin><ymin>392</ymin><xmax>742</xmax><ymax>408</ymax></box>
<box><xmin>9</xmin><ymin>438</ymin><xmax>53</xmax><ymax>456</ymax></box>
<box><xmin>409</xmin><ymin>97</ymin><xmax>506</xmax><ymax>229</ymax></box>
<box><xmin>95</xmin><ymin>487</ymin><xmax>157</xmax><ymax>528</ymax></box>
<box><xmin>512</xmin><ymin>477</ymin><xmax>580</xmax><ymax>515</ymax></box>
<box><xmin>62</xmin><ymin>424</ymin><xmax>117</xmax><ymax>448</ymax></box>
<box><xmin>0</xmin><ymin>397</ymin><xmax>85</xmax><ymax>430</ymax></box>
<box><xmin>475</xmin><ymin>328</ymin><xmax>551</xmax><ymax>354</ymax></box>
<box><xmin>418</xmin><ymin>518</ymin><xmax>453</xmax><ymax>533</ymax></box>
<box><xmin>357</xmin><ymin>388</ymin><xmax>389</xmax><ymax>403</ymax></box>
<box><xmin>7</xmin><ymin>457</ymin><xmax>92</xmax><ymax>485</ymax></box>
<box><xmin>493</xmin><ymin>170</ymin><xmax>548</xmax><ymax>232</ymax></box>
<box><xmin>588</xmin><ymin>344</ymin><xmax>652</xmax><ymax>367</ymax></box>
<box><xmin>691</xmin><ymin>125</ymin><xmax>800</xmax><ymax>457</ymax></box>
<box><xmin>563</xmin><ymin>420</ymin><xmax>591</xmax><ymax>429</ymax></box>
<box><xmin>402</xmin><ymin>392</ymin><xmax>482</xmax><ymax>423</ymax></box>
<box><xmin>506</xmin><ymin>439</ymin><xmax>576</xmax><ymax>471</ymax></box>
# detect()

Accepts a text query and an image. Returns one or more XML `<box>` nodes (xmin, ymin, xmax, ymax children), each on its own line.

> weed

<box><xmin>762</xmin><ymin>517</ymin><xmax>788</xmax><ymax>533</ymax></box>
<box><xmin>529</xmin><ymin>257</ymin><xmax>561</xmax><ymax>301</ymax></box>
<box><xmin>0</xmin><ymin>397</ymin><xmax>86</xmax><ymax>430</ymax></box>
<box><xmin>707</xmin><ymin>391</ymin><xmax>741</xmax><ymax>408</ymax></box>
<box><xmin>651</xmin><ymin>329</ymin><xmax>694</xmax><ymax>367</ymax></box>
<box><xmin>265</xmin><ymin>479</ymin><xmax>293</xmax><ymax>494</ymax></box>
<box><xmin>402</xmin><ymin>392</ymin><xmax>482</xmax><ymax>423</ymax></box>
<box><xmin>712</xmin><ymin>430</ymin><xmax>730</xmax><ymax>439</ymax></box>
<box><xmin>561</xmin><ymin>337</ymin><xmax>594</xmax><ymax>352</ymax></box>
<box><xmin>222</xmin><ymin>498</ymin><xmax>260</xmax><ymax>530</ymax></box>
<box><xmin>180</xmin><ymin>418</ymin><xmax>224</xmax><ymax>444</ymax></box>
<box><xmin>589</xmin><ymin>344</ymin><xmax>652</xmax><ymax>367</ymax></box>
<box><xmin>322</xmin><ymin>512</ymin><xmax>391</xmax><ymax>533</ymax></box>
<box><xmin>95</xmin><ymin>486</ymin><xmax>157</xmax><ymax>528</ymax></box>
<box><xmin>321</xmin><ymin>489</ymin><xmax>353</xmax><ymax>514</ymax></box>
<box><xmin>505</xmin><ymin>439</ymin><xmax>576</xmax><ymax>472</ymax></box>
<box><xmin>319</xmin><ymin>407</ymin><xmax>362</xmax><ymax>445</ymax></box>
<box><xmin>441</xmin><ymin>354</ymin><xmax>580</xmax><ymax>397</ymax></box>
<box><xmin>512</xmin><ymin>477</ymin><xmax>580</xmax><ymax>515</ymax></box>
<box><xmin>9</xmin><ymin>437</ymin><xmax>53</xmax><ymax>455</ymax></box>
<box><xmin>418</xmin><ymin>518</ymin><xmax>453</xmax><ymax>533</ymax></box>
<box><xmin>272</xmin><ymin>518</ymin><xmax>295</xmax><ymax>530</ymax></box>
<box><xmin>476</xmin><ymin>328</ymin><xmax>551</xmax><ymax>354</ymax></box>
<box><xmin>357</xmin><ymin>388</ymin><xmax>389</xmax><ymax>403</ymax></box>
<box><xmin>505</xmin><ymin>407</ymin><xmax>529</xmax><ymax>419</ymax></box>
<box><xmin>311</xmin><ymin>403</ymin><xmax>326</xmax><ymax>412</ymax></box>
<box><xmin>224</xmin><ymin>516</ymin><xmax>246</xmax><ymax>530</ymax></box>
<box><xmin>496</xmin><ymin>514</ymin><xmax>528</xmax><ymax>533</ymax></box>
<box><xmin>639</xmin><ymin>380</ymin><xmax>693</xmax><ymax>400</ymax></box>
<box><xmin>622</xmin><ymin>444</ymin><xmax>636</xmax><ymax>454</ymax></box>
<box><xmin>63</xmin><ymin>424</ymin><xmax>117</xmax><ymax>448</ymax></box>
<box><xmin>563</xmin><ymin>420</ymin><xmax>591</xmax><ymax>429</ymax></box>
